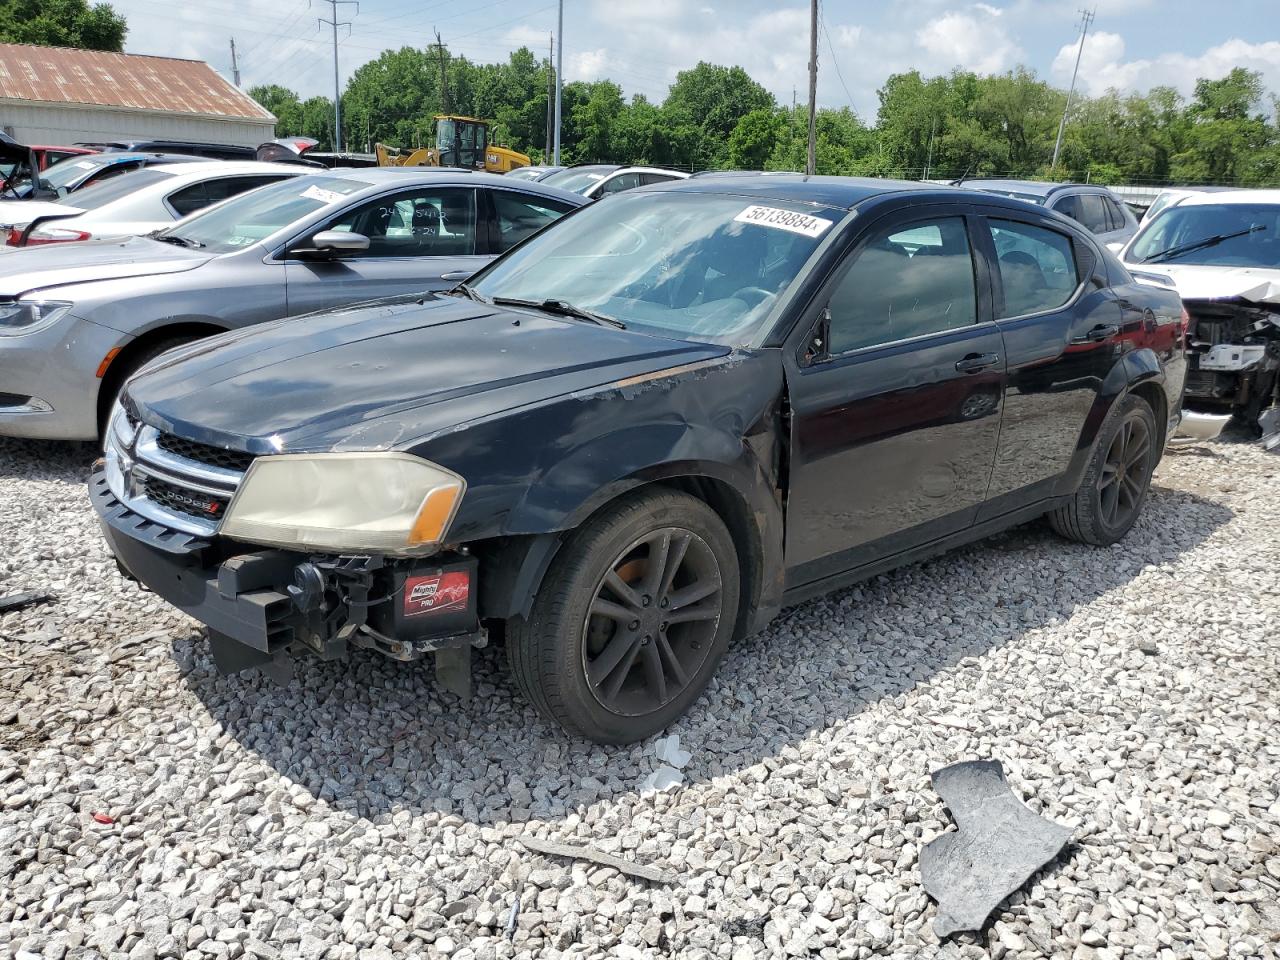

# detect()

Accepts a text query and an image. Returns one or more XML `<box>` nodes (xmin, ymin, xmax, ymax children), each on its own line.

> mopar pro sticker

<box><xmin>734</xmin><ymin>205</ymin><xmax>832</xmax><ymax>238</ymax></box>
<box><xmin>403</xmin><ymin>571</ymin><xmax>470</xmax><ymax>617</ymax></box>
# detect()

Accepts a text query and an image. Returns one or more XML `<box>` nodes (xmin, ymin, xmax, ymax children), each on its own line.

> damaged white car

<box><xmin>1122</xmin><ymin>190</ymin><xmax>1280</xmax><ymax>440</ymax></box>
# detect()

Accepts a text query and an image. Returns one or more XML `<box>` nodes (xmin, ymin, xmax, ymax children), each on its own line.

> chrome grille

<box><xmin>103</xmin><ymin>406</ymin><xmax>251</xmax><ymax>537</ymax></box>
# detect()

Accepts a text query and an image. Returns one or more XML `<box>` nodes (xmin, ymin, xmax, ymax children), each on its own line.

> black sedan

<box><xmin>93</xmin><ymin>175</ymin><xmax>1187</xmax><ymax>743</ymax></box>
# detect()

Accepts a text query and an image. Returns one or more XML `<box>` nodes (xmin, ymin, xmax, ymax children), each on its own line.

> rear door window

<box><xmin>491</xmin><ymin>190</ymin><xmax>576</xmax><ymax>252</ymax></box>
<box><xmin>827</xmin><ymin>216</ymin><xmax>978</xmax><ymax>353</ymax></box>
<box><xmin>597</xmin><ymin>172</ymin><xmax>641</xmax><ymax>196</ymax></box>
<box><xmin>988</xmin><ymin>219</ymin><xmax>1080</xmax><ymax>318</ymax></box>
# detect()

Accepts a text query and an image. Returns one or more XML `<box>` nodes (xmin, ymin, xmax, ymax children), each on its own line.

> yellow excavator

<box><xmin>376</xmin><ymin>115</ymin><xmax>530</xmax><ymax>173</ymax></box>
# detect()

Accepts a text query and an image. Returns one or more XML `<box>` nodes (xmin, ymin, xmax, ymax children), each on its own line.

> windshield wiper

<box><xmin>151</xmin><ymin>234</ymin><xmax>205</xmax><ymax>248</ymax></box>
<box><xmin>491</xmin><ymin>296</ymin><xmax>627</xmax><ymax>329</ymax></box>
<box><xmin>1141</xmin><ymin>224</ymin><xmax>1266</xmax><ymax>264</ymax></box>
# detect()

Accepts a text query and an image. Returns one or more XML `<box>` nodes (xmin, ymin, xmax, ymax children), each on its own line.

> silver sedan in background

<box><xmin>0</xmin><ymin>169</ymin><xmax>587</xmax><ymax>440</ymax></box>
<box><xmin>1</xmin><ymin>161</ymin><xmax>307</xmax><ymax>248</ymax></box>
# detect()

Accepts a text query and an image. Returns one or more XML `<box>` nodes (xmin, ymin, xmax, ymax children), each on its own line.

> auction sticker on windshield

<box><xmin>734</xmin><ymin>205</ymin><xmax>833</xmax><ymax>238</ymax></box>
<box><xmin>301</xmin><ymin>184</ymin><xmax>345</xmax><ymax>204</ymax></box>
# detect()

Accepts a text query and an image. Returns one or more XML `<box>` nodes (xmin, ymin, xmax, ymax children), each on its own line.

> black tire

<box><xmin>97</xmin><ymin>336</ymin><xmax>196</xmax><ymax>439</ymax></box>
<box><xmin>507</xmin><ymin>488</ymin><xmax>741</xmax><ymax>744</ymax></box>
<box><xmin>1050</xmin><ymin>393</ymin><xmax>1158</xmax><ymax>546</ymax></box>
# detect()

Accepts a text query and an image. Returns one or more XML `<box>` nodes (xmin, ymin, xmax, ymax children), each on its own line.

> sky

<box><xmin>112</xmin><ymin>0</ymin><xmax>1280</xmax><ymax>118</ymax></box>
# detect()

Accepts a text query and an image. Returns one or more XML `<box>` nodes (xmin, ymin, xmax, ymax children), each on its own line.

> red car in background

<box><xmin>31</xmin><ymin>145</ymin><xmax>97</xmax><ymax>170</ymax></box>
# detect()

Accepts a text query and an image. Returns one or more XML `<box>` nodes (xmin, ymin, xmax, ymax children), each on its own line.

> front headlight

<box><xmin>220</xmin><ymin>452</ymin><xmax>465</xmax><ymax>555</ymax></box>
<box><xmin>0</xmin><ymin>299</ymin><xmax>73</xmax><ymax>336</ymax></box>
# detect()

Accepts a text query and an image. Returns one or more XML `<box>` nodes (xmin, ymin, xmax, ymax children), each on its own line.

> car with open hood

<box><xmin>1120</xmin><ymin>189</ymin><xmax>1280</xmax><ymax>435</ymax></box>
<box><xmin>0</xmin><ymin>168</ymin><xmax>585</xmax><ymax>440</ymax></box>
<box><xmin>93</xmin><ymin>174</ymin><xmax>1186</xmax><ymax>743</ymax></box>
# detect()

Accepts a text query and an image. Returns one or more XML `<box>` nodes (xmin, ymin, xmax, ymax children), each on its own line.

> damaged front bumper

<box><xmin>90</xmin><ymin>464</ymin><xmax>486</xmax><ymax>691</ymax></box>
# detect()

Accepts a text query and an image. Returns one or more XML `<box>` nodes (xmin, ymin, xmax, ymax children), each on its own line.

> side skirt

<box><xmin>779</xmin><ymin>496</ymin><xmax>1070</xmax><ymax>610</ymax></box>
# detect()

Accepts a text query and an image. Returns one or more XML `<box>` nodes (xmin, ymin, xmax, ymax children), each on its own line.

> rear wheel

<box><xmin>1050</xmin><ymin>394</ymin><xmax>1157</xmax><ymax>546</ymax></box>
<box><xmin>507</xmin><ymin>489</ymin><xmax>740</xmax><ymax>744</ymax></box>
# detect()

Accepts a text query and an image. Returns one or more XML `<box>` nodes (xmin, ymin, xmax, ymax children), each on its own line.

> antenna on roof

<box><xmin>950</xmin><ymin>164</ymin><xmax>973</xmax><ymax>187</ymax></box>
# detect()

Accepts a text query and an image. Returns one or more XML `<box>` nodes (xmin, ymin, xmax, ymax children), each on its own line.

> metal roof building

<box><xmin>0</xmin><ymin>43</ymin><xmax>275</xmax><ymax>147</ymax></box>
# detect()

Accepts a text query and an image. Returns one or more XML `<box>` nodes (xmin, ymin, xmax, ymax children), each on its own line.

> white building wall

<box><xmin>0</xmin><ymin>100</ymin><xmax>274</xmax><ymax>147</ymax></box>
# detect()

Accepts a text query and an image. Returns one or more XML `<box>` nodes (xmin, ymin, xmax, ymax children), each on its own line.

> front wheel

<box><xmin>1050</xmin><ymin>393</ymin><xmax>1158</xmax><ymax>546</ymax></box>
<box><xmin>507</xmin><ymin>489</ymin><xmax>740</xmax><ymax>744</ymax></box>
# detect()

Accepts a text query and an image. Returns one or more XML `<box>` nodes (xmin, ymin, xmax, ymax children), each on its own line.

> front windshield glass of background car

<box><xmin>539</xmin><ymin>168</ymin><xmax>611</xmax><ymax>194</ymax></box>
<box><xmin>39</xmin><ymin>156</ymin><xmax>106</xmax><ymax>191</ymax></box>
<box><xmin>156</xmin><ymin>176</ymin><xmax>371</xmax><ymax>254</ymax></box>
<box><xmin>55</xmin><ymin>169</ymin><xmax>174</xmax><ymax>210</ymax></box>
<box><xmin>470</xmin><ymin>192</ymin><xmax>840</xmax><ymax>344</ymax></box>
<box><xmin>1128</xmin><ymin>203</ymin><xmax>1280</xmax><ymax>267</ymax></box>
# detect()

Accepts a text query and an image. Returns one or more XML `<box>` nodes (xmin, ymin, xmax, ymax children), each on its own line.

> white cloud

<box><xmin>916</xmin><ymin>9</ymin><xmax>1022</xmax><ymax>75</ymax></box>
<box><xmin>1053</xmin><ymin>32</ymin><xmax>1280</xmax><ymax>101</ymax></box>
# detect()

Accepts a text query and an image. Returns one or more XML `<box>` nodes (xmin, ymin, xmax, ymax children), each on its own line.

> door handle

<box><xmin>440</xmin><ymin>270</ymin><xmax>472</xmax><ymax>281</ymax></box>
<box><xmin>1071</xmin><ymin>323</ymin><xmax>1120</xmax><ymax>344</ymax></box>
<box><xmin>954</xmin><ymin>352</ymin><xmax>1000</xmax><ymax>373</ymax></box>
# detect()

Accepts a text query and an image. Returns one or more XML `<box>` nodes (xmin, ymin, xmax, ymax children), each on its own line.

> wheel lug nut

<box><xmin>629</xmin><ymin>619</ymin><xmax>640</xmax><ymax>631</ymax></box>
<box><xmin>660</xmin><ymin>622</ymin><xmax>668</xmax><ymax>631</ymax></box>
<box><xmin>641</xmin><ymin>595</ymin><xmax>651</xmax><ymax>607</ymax></box>
<box><xmin>660</xmin><ymin>597</ymin><xmax>669</xmax><ymax>608</ymax></box>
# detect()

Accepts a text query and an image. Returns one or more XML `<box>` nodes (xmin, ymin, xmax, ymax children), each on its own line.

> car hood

<box><xmin>127</xmin><ymin>295</ymin><xmax>730</xmax><ymax>452</ymax></box>
<box><xmin>0</xmin><ymin>234</ymin><xmax>211</xmax><ymax>298</ymax></box>
<box><xmin>1126</xmin><ymin>261</ymin><xmax>1280</xmax><ymax>305</ymax></box>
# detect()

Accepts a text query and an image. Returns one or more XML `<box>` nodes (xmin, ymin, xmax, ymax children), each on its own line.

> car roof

<box><xmin>290</xmin><ymin>167</ymin><xmax>590</xmax><ymax>204</ymax></box>
<box><xmin>1179</xmin><ymin>188</ymin><xmax>1280</xmax><ymax>207</ymax></box>
<box><xmin>611</xmin><ymin>166</ymin><xmax>688</xmax><ymax>177</ymax></box>
<box><xmin>149</xmin><ymin>160</ymin><xmax>310</xmax><ymax>177</ymax></box>
<box><xmin>80</xmin><ymin>152</ymin><xmax>204</xmax><ymax>166</ymax></box>
<box><xmin>963</xmin><ymin>179</ymin><xmax>1106</xmax><ymax>196</ymax></box>
<box><xmin>642</xmin><ymin>173</ymin><xmax>953</xmax><ymax>210</ymax></box>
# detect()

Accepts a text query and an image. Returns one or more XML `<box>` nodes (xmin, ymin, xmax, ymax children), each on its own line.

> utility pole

<box><xmin>806</xmin><ymin>0</ymin><xmax>817</xmax><ymax>176</ymax></box>
<box><xmin>553</xmin><ymin>0</ymin><xmax>564</xmax><ymax>165</ymax></box>
<box><xmin>229</xmin><ymin>37</ymin><xmax>240</xmax><ymax>86</ymax></box>
<box><xmin>545</xmin><ymin>33</ymin><xmax>554</xmax><ymax>161</ymax></box>
<box><xmin>1051</xmin><ymin>7</ymin><xmax>1094</xmax><ymax>171</ymax></box>
<box><xmin>432</xmin><ymin>30</ymin><xmax>452</xmax><ymax>114</ymax></box>
<box><xmin>318</xmin><ymin>0</ymin><xmax>357</xmax><ymax>153</ymax></box>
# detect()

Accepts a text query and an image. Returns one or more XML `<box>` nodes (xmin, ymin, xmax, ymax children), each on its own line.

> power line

<box><xmin>820</xmin><ymin>7</ymin><xmax>855</xmax><ymax>112</ymax></box>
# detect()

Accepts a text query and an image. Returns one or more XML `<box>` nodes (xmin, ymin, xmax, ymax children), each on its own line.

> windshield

<box><xmin>470</xmin><ymin>192</ymin><xmax>840</xmax><ymax>344</ymax></box>
<box><xmin>436</xmin><ymin>118</ymin><xmax>456</xmax><ymax>151</ymax></box>
<box><xmin>156</xmin><ymin>175</ymin><xmax>371</xmax><ymax>254</ymax></box>
<box><xmin>1128</xmin><ymin>203</ymin><xmax>1280</xmax><ymax>267</ymax></box>
<box><xmin>540</xmin><ymin>167</ymin><xmax>615</xmax><ymax>194</ymax></box>
<box><xmin>41</xmin><ymin>156</ymin><xmax>110</xmax><ymax>191</ymax></box>
<box><xmin>56</xmin><ymin>168</ymin><xmax>175</xmax><ymax>211</ymax></box>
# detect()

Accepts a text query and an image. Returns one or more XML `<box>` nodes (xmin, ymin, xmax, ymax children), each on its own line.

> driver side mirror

<box><xmin>294</xmin><ymin>230</ymin><xmax>370</xmax><ymax>257</ymax></box>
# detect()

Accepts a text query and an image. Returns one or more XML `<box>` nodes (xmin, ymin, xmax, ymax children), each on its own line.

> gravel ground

<box><xmin>1</xmin><ymin>436</ymin><xmax>1278</xmax><ymax>960</ymax></box>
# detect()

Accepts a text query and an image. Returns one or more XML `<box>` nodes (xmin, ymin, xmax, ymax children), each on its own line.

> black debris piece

<box><xmin>0</xmin><ymin>590</ymin><xmax>55</xmax><ymax>614</ymax></box>
<box><xmin>720</xmin><ymin>916</ymin><xmax>769</xmax><ymax>939</ymax></box>
<box><xmin>920</xmin><ymin>759</ymin><xmax>1073</xmax><ymax>937</ymax></box>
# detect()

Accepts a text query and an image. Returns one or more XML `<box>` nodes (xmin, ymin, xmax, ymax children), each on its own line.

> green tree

<box><xmin>1171</xmin><ymin>68</ymin><xmax>1271</xmax><ymax>183</ymax></box>
<box><xmin>248</xmin><ymin>84</ymin><xmax>303</xmax><ymax>138</ymax></box>
<box><xmin>342</xmin><ymin>47</ymin><xmax>440</xmax><ymax>151</ymax></box>
<box><xmin>728</xmin><ymin>108</ymin><xmax>781</xmax><ymax>169</ymax></box>
<box><xmin>663</xmin><ymin>62</ymin><xmax>775</xmax><ymax>168</ymax></box>
<box><xmin>0</xmin><ymin>0</ymin><xmax>126</xmax><ymax>50</ymax></box>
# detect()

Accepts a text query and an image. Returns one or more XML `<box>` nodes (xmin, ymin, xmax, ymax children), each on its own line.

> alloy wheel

<box><xmin>1098</xmin><ymin>413</ymin><xmax>1152</xmax><ymax>528</ymax></box>
<box><xmin>581</xmin><ymin>527</ymin><xmax>724</xmax><ymax>717</ymax></box>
